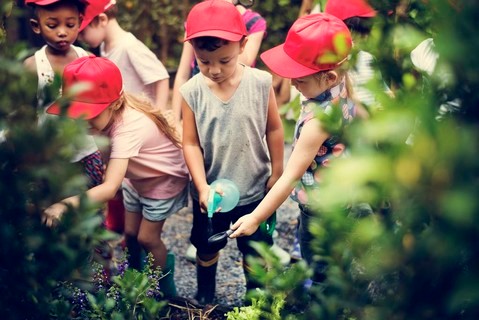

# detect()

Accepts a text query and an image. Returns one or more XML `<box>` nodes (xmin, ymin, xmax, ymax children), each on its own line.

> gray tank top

<box><xmin>180</xmin><ymin>65</ymin><xmax>272</xmax><ymax>205</ymax></box>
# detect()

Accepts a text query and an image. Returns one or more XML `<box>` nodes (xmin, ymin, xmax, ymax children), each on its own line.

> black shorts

<box><xmin>190</xmin><ymin>198</ymin><xmax>273</xmax><ymax>257</ymax></box>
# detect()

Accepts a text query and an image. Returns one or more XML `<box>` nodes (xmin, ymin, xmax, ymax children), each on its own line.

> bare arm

<box><xmin>239</xmin><ymin>31</ymin><xmax>265</xmax><ymax>67</ymax></box>
<box><xmin>230</xmin><ymin>118</ymin><xmax>330</xmax><ymax>237</ymax></box>
<box><xmin>23</xmin><ymin>55</ymin><xmax>37</xmax><ymax>73</ymax></box>
<box><xmin>153</xmin><ymin>78</ymin><xmax>170</xmax><ymax>113</ymax></box>
<box><xmin>265</xmin><ymin>86</ymin><xmax>284</xmax><ymax>190</ymax></box>
<box><xmin>181</xmin><ymin>99</ymin><xmax>209</xmax><ymax>212</ymax></box>
<box><xmin>43</xmin><ymin>158</ymin><xmax>129</xmax><ymax>226</ymax></box>
<box><xmin>171</xmin><ymin>42</ymin><xmax>195</xmax><ymax>124</ymax></box>
<box><xmin>273</xmin><ymin>75</ymin><xmax>291</xmax><ymax>107</ymax></box>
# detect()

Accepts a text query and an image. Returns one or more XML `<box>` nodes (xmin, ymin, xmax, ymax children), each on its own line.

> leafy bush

<box><xmin>229</xmin><ymin>0</ymin><xmax>479</xmax><ymax>319</ymax></box>
<box><xmin>54</xmin><ymin>253</ymin><xmax>168</xmax><ymax>320</ymax></box>
<box><xmin>0</xmin><ymin>36</ymin><xmax>111</xmax><ymax>320</ymax></box>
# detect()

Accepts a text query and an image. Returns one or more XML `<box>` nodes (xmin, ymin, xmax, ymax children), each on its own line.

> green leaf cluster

<box><xmin>55</xmin><ymin>254</ymin><xmax>168</xmax><ymax>320</ymax></box>
<box><xmin>229</xmin><ymin>0</ymin><xmax>479</xmax><ymax>319</ymax></box>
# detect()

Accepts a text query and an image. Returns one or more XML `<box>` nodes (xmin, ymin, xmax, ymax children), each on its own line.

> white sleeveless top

<box><xmin>34</xmin><ymin>45</ymin><xmax>98</xmax><ymax>162</ymax></box>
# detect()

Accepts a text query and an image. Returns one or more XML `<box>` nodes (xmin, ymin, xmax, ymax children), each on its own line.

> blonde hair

<box><xmin>313</xmin><ymin>65</ymin><xmax>355</xmax><ymax>101</ymax></box>
<box><xmin>109</xmin><ymin>93</ymin><xmax>181</xmax><ymax>148</ymax></box>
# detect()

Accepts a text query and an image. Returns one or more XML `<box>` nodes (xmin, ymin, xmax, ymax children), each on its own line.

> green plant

<box><xmin>116</xmin><ymin>0</ymin><xmax>188</xmax><ymax>70</ymax></box>
<box><xmin>0</xmin><ymin>24</ymin><xmax>112</xmax><ymax>320</ymax></box>
<box><xmin>226</xmin><ymin>242</ymin><xmax>312</xmax><ymax>319</ymax></box>
<box><xmin>230</xmin><ymin>1</ymin><xmax>479</xmax><ymax>319</ymax></box>
<box><xmin>226</xmin><ymin>290</ymin><xmax>286</xmax><ymax>320</ymax></box>
<box><xmin>55</xmin><ymin>253</ymin><xmax>169</xmax><ymax>320</ymax></box>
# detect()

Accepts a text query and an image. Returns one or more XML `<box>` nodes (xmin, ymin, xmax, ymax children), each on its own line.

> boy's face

<box><xmin>193</xmin><ymin>40</ymin><xmax>245</xmax><ymax>84</ymax></box>
<box><xmin>30</xmin><ymin>3</ymin><xmax>81</xmax><ymax>53</ymax></box>
<box><xmin>78</xmin><ymin>16</ymin><xmax>106</xmax><ymax>49</ymax></box>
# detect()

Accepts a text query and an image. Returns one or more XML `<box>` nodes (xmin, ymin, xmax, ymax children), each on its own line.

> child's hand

<box><xmin>229</xmin><ymin>213</ymin><xmax>262</xmax><ymax>238</ymax></box>
<box><xmin>42</xmin><ymin>202</ymin><xmax>67</xmax><ymax>227</ymax></box>
<box><xmin>198</xmin><ymin>186</ymin><xmax>210</xmax><ymax>213</ymax></box>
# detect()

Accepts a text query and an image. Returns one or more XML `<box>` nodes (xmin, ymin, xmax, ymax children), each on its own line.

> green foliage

<box><xmin>55</xmin><ymin>253</ymin><xmax>169</xmax><ymax>320</ymax></box>
<box><xmin>252</xmin><ymin>0</ymin><xmax>301</xmax><ymax>69</ymax></box>
<box><xmin>279</xmin><ymin>93</ymin><xmax>301</xmax><ymax>143</ymax></box>
<box><xmin>225</xmin><ymin>242</ymin><xmax>312</xmax><ymax>319</ymax></box>
<box><xmin>0</xmin><ymin>29</ymin><xmax>111</xmax><ymax>320</ymax></box>
<box><xmin>226</xmin><ymin>289</ymin><xmax>286</xmax><ymax>320</ymax></box>
<box><xmin>116</xmin><ymin>0</ymin><xmax>188</xmax><ymax>69</ymax></box>
<box><xmin>113</xmin><ymin>0</ymin><xmax>301</xmax><ymax>71</ymax></box>
<box><xmin>231</xmin><ymin>1</ymin><xmax>479</xmax><ymax>319</ymax></box>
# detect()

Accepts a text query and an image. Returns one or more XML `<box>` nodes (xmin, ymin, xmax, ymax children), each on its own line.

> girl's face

<box><xmin>194</xmin><ymin>41</ymin><xmax>244</xmax><ymax>84</ymax></box>
<box><xmin>31</xmin><ymin>4</ymin><xmax>81</xmax><ymax>53</ymax></box>
<box><xmin>291</xmin><ymin>72</ymin><xmax>332</xmax><ymax>99</ymax></box>
<box><xmin>88</xmin><ymin>106</ymin><xmax>113</xmax><ymax>134</ymax></box>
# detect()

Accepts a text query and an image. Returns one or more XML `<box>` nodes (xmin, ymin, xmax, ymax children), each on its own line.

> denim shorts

<box><xmin>122</xmin><ymin>182</ymin><xmax>188</xmax><ymax>222</ymax></box>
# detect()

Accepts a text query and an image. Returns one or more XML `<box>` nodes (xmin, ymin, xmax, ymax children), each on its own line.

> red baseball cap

<box><xmin>325</xmin><ymin>0</ymin><xmax>376</xmax><ymax>21</ymax></box>
<box><xmin>25</xmin><ymin>0</ymin><xmax>88</xmax><ymax>6</ymax></box>
<box><xmin>25</xmin><ymin>0</ymin><xmax>62</xmax><ymax>5</ymax></box>
<box><xmin>79</xmin><ymin>0</ymin><xmax>116</xmax><ymax>31</ymax></box>
<box><xmin>184</xmin><ymin>0</ymin><xmax>247</xmax><ymax>42</ymax></box>
<box><xmin>260</xmin><ymin>13</ymin><xmax>352</xmax><ymax>79</ymax></box>
<box><xmin>46</xmin><ymin>55</ymin><xmax>123</xmax><ymax>120</ymax></box>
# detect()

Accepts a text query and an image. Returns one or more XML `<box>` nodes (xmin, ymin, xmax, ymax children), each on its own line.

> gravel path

<box><xmin>163</xmin><ymin>144</ymin><xmax>299</xmax><ymax>307</ymax></box>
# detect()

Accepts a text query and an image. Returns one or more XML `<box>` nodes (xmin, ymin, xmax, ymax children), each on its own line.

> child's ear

<box><xmin>98</xmin><ymin>13</ymin><xmax>109</xmax><ymax>26</ymax></box>
<box><xmin>30</xmin><ymin>19</ymin><xmax>40</xmax><ymax>34</ymax></box>
<box><xmin>325</xmin><ymin>70</ymin><xmax>339</xmax><ymax>84</ymax></box>
<box><xmin>239</xmin><ymin>36</ymin><xmax>248</xmax><ymax>54</ymax></box>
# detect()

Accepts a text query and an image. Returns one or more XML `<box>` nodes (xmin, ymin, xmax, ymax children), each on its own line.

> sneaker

<box><xmin>290</xmin><ymin>235</ymin><xmax>302</xmax><ymax>262</ymax></box>
<box><xmin>271</xmin><ymin>243</ymin><xmax>291</xmax><ymax>266</ymax></box>
<box><xmin>272</xmin><ymin>230</ymin><xmax>279</xmax><ymax>239</ymax></box>
<box><xmin>185</xmin><ymin>244</ymin><xmax>196</xmax><ymax>263</ymax></box>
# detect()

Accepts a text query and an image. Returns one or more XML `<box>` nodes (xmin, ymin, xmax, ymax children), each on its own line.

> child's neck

<box><xmin>103</xmin><ymin>19</ymin><xmax>128</xmax><ymax>54</ymax></box>
<box><xmin>206</xmin><ymin>63</ymin><xmax>244</xmax><ymax>101</ymax></box>
<box><xmin>45</xmin><ymin>45</ymin><xmax>79</xmax><ymax>74</ymax></box>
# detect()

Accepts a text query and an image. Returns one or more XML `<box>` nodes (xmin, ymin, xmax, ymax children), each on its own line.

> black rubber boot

<box><xmin>195</xmin><ymin>255</ymin><xmax>218</xmax><ymax>305</ymax></box>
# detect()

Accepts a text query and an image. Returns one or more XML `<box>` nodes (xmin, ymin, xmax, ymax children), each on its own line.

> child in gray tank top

<box><xmin>179</xmin><ymin>0</ymin><xmax>284</xmax><ymax>305</ymax></box>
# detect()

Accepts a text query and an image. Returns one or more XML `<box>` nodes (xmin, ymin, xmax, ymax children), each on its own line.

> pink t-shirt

<box><xmin>105</xmin><ymin>107</ymin><xmax>189</xmax><ymax>199</ymax></box>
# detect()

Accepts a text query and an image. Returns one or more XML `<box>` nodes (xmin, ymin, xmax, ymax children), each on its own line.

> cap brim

<box><xmin>360</xmin><ymin>10</ymin><xmax>376</xmax><ymax>18</ymax></box>
<box><xmin>184</xmin><ymin>30</ymin><xmax>244</xmax><ymax>42</ymax></box>
<box><xmin>46</xmin><ymin>100</ymin><xmax>109</xmax><ymax>120</ymax></box>
<box><xmin>260</xmin><ymin>44</ymin><xmax>320</xmax><ymax>79</ymax></box>
<box><xmin>79</xmin><ymin>15</ymin><xmax>94</xmax><ymax>32</ymax></box>
<box><xmin>26</xmin><ymin>0</ymin><xmax>62</xmax><ymax>5</ymax></box>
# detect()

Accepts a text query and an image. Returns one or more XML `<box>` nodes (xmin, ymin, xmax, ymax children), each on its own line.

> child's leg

<box><xmin>290</xmin><ymin>214</ymin><xmax>302</xmax><ymax>262</ymax></box>
<box><xmin>298</xmin><ymin>205</ymin><xmax>327</xmax><ymax>284</ymax></box>
<box><xmin>137</xmin><ymin>218</ymin><xmax>177</xmax><ymax>297</ymax></box>
<box><xmin>122</xmin><ymin>183</ymin><xmax>145</xmax><ymax>270</ymax></box>
<box><xmin>190</xmin><ymin>199</ymin><xmax>229</xmax><ymax>304</ymax></box>
<box><xmin>136</xmin><ymin>186</ymin><xmax>188</xmax><ymax>297</ymax></box>
<box><xmin>137</xmin><ymin>219</ymin><xmax>167</xmax><ymax>268</ymax></box>
<box><xmin>234</xmin><ymin>200</ymin><xmax>274</xmax><ymax>292</ymax></box>
<box><xmin>124</xmin><ymin>210</ymin><xmax>143</xmax><ymax>270</ymax></box>
<box><xmin>195</xmin><ymin>252</ymin><xmax>219</xmax><ymax>305</ymax></box>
